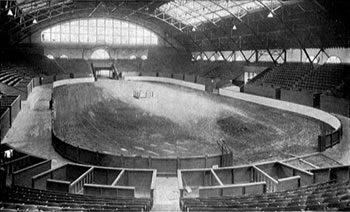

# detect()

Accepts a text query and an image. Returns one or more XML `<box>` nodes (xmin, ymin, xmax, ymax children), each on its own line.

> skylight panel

<box><xmin>158</xmin><ymin>0</ymin><xmax>281</xmax><ymax>26</ymax></box>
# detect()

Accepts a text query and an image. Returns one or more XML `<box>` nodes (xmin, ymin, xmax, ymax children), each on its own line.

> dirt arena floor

<box><xmin>53</xmin><ymin>79</ymin><xmax>330</xmax><ymax>165</ymax></box>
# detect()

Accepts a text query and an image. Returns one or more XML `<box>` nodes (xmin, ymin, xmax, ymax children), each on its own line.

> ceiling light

<box><xmin>232</xmin><ymin>25</ymin><xmax>237</xmax><ymax>30</ymax></box>
<box><xmin>33</xmin><ymin>18</ymin><xmax>38</xmax><ymax>24</ymax></box>
<box><xmin>267</xmin><ymin>12</ymin><xmax>274</xmax><ymax>18</ymax></box>
<box><xmin>192</xmin><ymin>26</ymin><xmax>196</xmax><ymax>32</ymax></box>
<box><xmin>7</xmin><ymin>9</ymin><xmax>13</xmax><ymax>16</ymax></box>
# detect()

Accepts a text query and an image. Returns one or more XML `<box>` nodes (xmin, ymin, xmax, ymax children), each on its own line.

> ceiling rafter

<box><xmin>255</xmin><ymin>0</ymin><xmax>314</xmax><ymax>66</ymax></box>
<box><xmin>211</xmin><ymin>1</ymin><xmax>275</xmax><ymax>63</ymax></box>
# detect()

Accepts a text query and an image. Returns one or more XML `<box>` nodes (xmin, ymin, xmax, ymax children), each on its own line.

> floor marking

<box><xmin>164</xmin><ymin>142</ymin><xmax>172</xmax><ymax>146</ymax></box>
<box><xmin>147</xmin><ymin>151</ymin><xmax>160</xmax><ymax>156</ymax></box>
<box><xmin>121</xmin><ymin>148</ymin><xmax>128</xmax><ymax>152</ymax></box>
<box><xmin>150</xmin><ymin>144</ymin><xmax>157</xmax><ymax>147</ymax></box>
<box><xmin>177</xmin><ymin>146</ymin><xmax>188</xmax><ymax>151</ymax></box>
<box><xmin>162</xmin><ymin>149</ymin><xmax>175</xmax><ymax>154</ymax></box>
<box><xmin>134</xmin><ymin>146</ymin><xmax>145</xmax><ymax>151</ymax></box>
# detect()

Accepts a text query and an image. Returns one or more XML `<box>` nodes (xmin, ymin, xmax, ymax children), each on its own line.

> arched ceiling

<box><xmin>1</xmin><ymin>0</ymin><xmax>349</xmax><ymax>52</ymax></box>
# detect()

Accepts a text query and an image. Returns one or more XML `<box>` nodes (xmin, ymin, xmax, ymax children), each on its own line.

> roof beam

<box><xmin>88</xmin><ymin>1</ymin><xmax>103</xmax><ymax>17</ymax></box>
<box><xmin>255</xmin><ymin>0</ymin><xmax>314</xmax><ymax>66</ymax></box>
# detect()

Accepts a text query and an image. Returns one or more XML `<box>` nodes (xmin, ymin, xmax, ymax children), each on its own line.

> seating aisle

<box><xmin>152</xmin><ymin>177</ymin><xmax>181</xmax><ymax>212</ymax></box>
<box><xmin>2</xmin><ymin>84</ymin><xmax>68</xmax><ymax>168</ymax></box>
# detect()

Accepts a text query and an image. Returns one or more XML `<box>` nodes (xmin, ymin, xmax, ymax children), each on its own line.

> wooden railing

<box><xmin>69</xmin><ymin>167</ymin><xmax>94</xmax><ymax>193</ymax></box>
<box><xmin>252</xmin><ymin>166</ymin><xmax>278</xmax><ymax>193</ymax></box>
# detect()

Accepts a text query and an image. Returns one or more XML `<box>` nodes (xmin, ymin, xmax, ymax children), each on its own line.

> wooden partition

<box><xmin>244</xmin><ymin>84</ymin><xmax>277</xmax><ymax>99</ymax></box>
<box><xmin>12</xmin><ymin>159</ymin><xmax>51</xmax><ymax>187</ymax></box>
<box><xmin>0</xmin><ymin>144</ymin><xmax>51</xmax><ymax>188</ymax></box>
<box><xmin>252</xmin><ymin>166</ymin><xmax>278</xmax><ymax>193</ymax></box>
<box><xmin>32</xmin><ymin>163</ymin><xmax>156</xmax><ymax>200</ymax></box>
<box><xmin>69</xmin><ymin>167</ymin><xmax>94</xmax><ymax>193</ymax></box>
<box><xmin>84</xmin><ymin>184</ymin><xmax>135</xmax><ymax>198</ymax></box>
<box><xmin>311</xmin><ymin>165</ymin><xmax>350</xmax><ymax>184</ymax></box>
<box><xmin>199</xmin><ymin>182</ymin><xmax>266</xmax><ymax>198</ymax></box>
<box><xmin>47</xmin><ymin>179</ymin><xmax>70</xmax><ymax>192</ymax></box>
<box><xmin>0</xmin><ymin>108</ymin><xmax>10</xmax><ymax>141</ymax></box>
<box><xmin>318</xmin><ymin>126</ymin><xmax>343</xmax><ymax>152</ymax></box>
<box><xmin>0</xmin><ymin>95</ymin><xmax>21</xmax><ymax>127</ymax></box>
<box><xmin>320</xmin><ymin>95</ymin><xmax>350</xmax><ymax>117</ymax></box>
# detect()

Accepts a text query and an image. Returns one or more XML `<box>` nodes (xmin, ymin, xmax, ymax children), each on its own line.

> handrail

<box><xmin>177</xmin><ymin>170</ymin><xmax>184</xmax><ymax>190</ymax></box>
<box><xmin>211</xmin><ymin>169</ymin><xmax>223</xmax><ymax>186</ymax></box>
<box><xmin>199</xmin><ymin>181</ymin><xmax>266</xmax><ymax>189</ymax></box>
<box><xmin>69</xmin><ymin>167</ymin><xmax>94</xmax><ymax>193</ymax></box>
<box><xmin>252</xmin><ymin>165</ymin><xmax>278</xmax><ymax>192</ymax></box>
<box><xmin>84</xmin><ymin>183</ymin><xmax>135</xmax><ymax>190</ymax></box>
<box><xmin>278</xmin><ymin>175</ymin><xmax>300</xmax><ymax>182</ymax></box>
<box><xmin>150</xmin><ymin>170</ymin><xmax>157</xmax><ymax>190</ymax></box>
<box><xmin>310</xmin><ymin>164</ymin><xmax>350</xmax><ymax>171</ymax></box>
<box><xmin>277</xmin><ymin>161</ymin><xmax>314</xmax><ymax>176</ymax></box>
<box><xmin>111</xmin><ymin>169</ymin><xmax>125</xmax><ymax>186</ymax></box>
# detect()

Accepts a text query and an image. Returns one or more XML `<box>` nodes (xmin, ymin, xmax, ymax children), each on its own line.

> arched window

<box><xmin>41</xmin><ymin>18</ymin><xmax>158</xmax><ymax>46</ymax></box>
<box><xmin>141</xmin><ymin>55</ymin><xmax>148</xmax><ymax>60</ymax></box>
<box><xmin>130</xmin><ymin>55</ymin><xmax>136</xmax><ymax>60</ymax></box>
<box><xmin>326</xmin><ymin>56</ymin><xmax>341</xmax><ymax>64</ymax></box>
<box><xmin>60</xmin><ymin>54</ymin><xmax>68</xmax><ymax>59</ymax></box>
<box><xmin>47</xmin><ymin>54</ymin><xmax>54</xmax><ymax>59</ymax></box>
<box><xmin>91</xmin><ymin>49</ymin><xmax>110</xmax><ymax>60</ymax></box>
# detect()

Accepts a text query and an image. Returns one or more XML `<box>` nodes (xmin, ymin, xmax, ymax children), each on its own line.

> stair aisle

<box><xmin>152</xmin><ymin>177</ymin><xmax>181</xmax><ymax>212</ymax></box>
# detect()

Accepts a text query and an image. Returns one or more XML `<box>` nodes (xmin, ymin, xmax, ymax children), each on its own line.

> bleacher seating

<box><xmin>297</xmin><ymin>64</ymin><xmax>350</xmax><ymax>95</ymax></box>
<box><xmin>1</xmin><ymin>186</ymin><xmax>152</xmax><ymax>212</ymax></box>
<box><xmin>180</xmin><ymin>180</ymin><xmax>350</xmax><ymax>211</ymax></box>
<box><xmin>0</xmin><ymin>64</ymin><xmax>34</xmax><ymax>100</ymax></box>
<box><xmin>249</xmin><ymin>63</ymin><xmax>313</xmax><ymax>89</ymax></box>
<box><xmin>249</xmin><ymin>63</ymin><xmax>350</xmax><ymax>99</ymax></box>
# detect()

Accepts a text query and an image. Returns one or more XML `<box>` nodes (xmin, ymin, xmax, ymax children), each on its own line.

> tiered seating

<box><xmin>250</xmin><ymin>63</ymin><xmax>313</xmax><ymax>89</ymax></box>
<box><xmin>1</xmin><ymin>186</ymin><xmax>152</xmax><ymax>212</ymax></box>
<box><xmin>0</xmin><ymin>68</ymin><xmax>29</xmax><ymax>87</ymax></box>
<box><xmin>297</xmin><ymin>64</ymin><xmax>350</xmax><ymax>94</ymax></box>
<box><xmin>180</xmin><ymin>181</ymin><xmax>350</xmax><ymax>211</ymax></box>
<box><xmin>0</xmin><ymin>64</ymin><xmax>34</xmax><ymax>100</ymax></box>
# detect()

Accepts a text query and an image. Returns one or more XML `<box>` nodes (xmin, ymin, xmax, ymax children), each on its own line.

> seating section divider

<box><xmin>178</xmin><ymin>161</ymin><xmax>315</xmax><ymax>199</ymax></box>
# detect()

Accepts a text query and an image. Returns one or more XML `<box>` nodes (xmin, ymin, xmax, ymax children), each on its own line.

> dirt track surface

<box><xmin>54</xmin><ymin>80</ymin><xmax>324</xmax><ymax>164</ymax></box>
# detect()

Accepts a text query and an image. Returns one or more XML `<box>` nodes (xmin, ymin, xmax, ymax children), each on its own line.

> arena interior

<box><xmin>1</xmin><ymin>0</ymin><xmax>350</xmax><ymax>211</ymax></box>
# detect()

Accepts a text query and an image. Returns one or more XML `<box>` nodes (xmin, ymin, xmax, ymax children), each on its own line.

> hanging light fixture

<box><xmin>232</xmin><ymin>25</ymin><xmax>237</xmax><ymax>30</ymax></box>
<box><xmin>192</xmin><ymin>26</ymin><xmax>196</xmax><ymax>32</ymax></box>
<box><xmin>33</xmin><ymin>18</ymin><xmax>38</xmax><ymax>24</ymax></box>
<box><xmin>267</xmin><ymin>12</ymin><xmax>274</xmax><ymax>18</ymax></box>
<box><xmin>7</xmin><ymin>9</ymin><xmax>13</xmax><ymax>16</ymax></box>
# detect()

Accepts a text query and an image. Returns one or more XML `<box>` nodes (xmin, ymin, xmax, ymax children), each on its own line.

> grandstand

<box><xmin>1</xmin><ymin>0</ymin><xmax>350</xmax><ymax>211</ymax></box>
